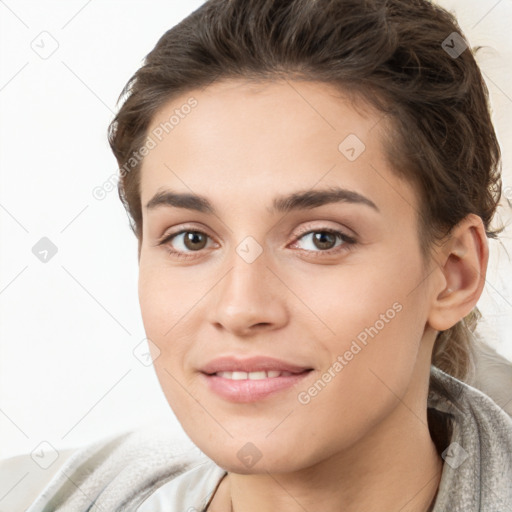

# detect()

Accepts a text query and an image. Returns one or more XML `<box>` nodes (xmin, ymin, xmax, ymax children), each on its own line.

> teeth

<box><xmin>249</xmin><ymin>371</ymin><xmax>267</xmax><ymax>380</ymax></box>
<box><xmin>216</xmin><ymin>370</ymin><xmax>295</xmax><ymax>380</ymax></box>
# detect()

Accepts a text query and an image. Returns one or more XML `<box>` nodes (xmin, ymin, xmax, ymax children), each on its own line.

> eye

<box><xmin>290</xmin><ymin>228</ymin><xmax>356</xmax><ymax>256</ymax></box>
<box><xmin>157</xmin><ymin>229</ymin><xmax>215</xmax><ymax>259</ymax></box>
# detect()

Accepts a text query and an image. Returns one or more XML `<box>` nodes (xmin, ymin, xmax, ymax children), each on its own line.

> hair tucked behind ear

<box><xmin>432</xmin><ymin>308</ymin><xmax>481</xmax><ymax>382</ymax></box>
<box><xmin>107</xmin><ymin>0</ymin><xmax>506</xmax><ymax>383</ymax></box>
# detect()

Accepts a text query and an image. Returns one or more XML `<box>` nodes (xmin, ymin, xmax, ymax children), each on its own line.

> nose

<box><xmin>207</xmin><ymin>249</ymin><xmax>289</xmax><ymax>336</ymax></box>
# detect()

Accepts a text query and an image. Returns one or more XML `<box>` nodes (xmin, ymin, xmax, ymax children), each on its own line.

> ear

<box><xmin>427</xmin><ymin>213</ymin><xmax>489</xmax><ymax>332</ymax></box>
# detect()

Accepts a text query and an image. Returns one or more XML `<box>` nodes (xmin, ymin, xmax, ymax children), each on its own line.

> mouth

<box><xmin>199</xmin><ymin>355</ymin><xmax>314</xmax><ymax>402</ymax></box>
<box><xmin>200</xmin><ymin>355</ymin><xmax>313</xmax><ymax>376</ymax></box>
<box><xmin>209</xmin><ymin>370</ymin><xmax>305</xmax><ymax>380</ymax></box>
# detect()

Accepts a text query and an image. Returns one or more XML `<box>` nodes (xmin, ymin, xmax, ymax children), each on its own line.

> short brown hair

<box><xmin>108</xmin><ymin>0</ymin><xmax>503</xmax><ymax>382</ymax></box>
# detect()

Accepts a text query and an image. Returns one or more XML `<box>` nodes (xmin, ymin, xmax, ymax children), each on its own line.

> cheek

<box><xmin>138</xmin><ymin>260</ymin><xmax>203</xmax><ymax>339</ymax></box>
<box><xmin>294</xmin><ymin>250</ymin><xmax>428</xmax><ymax>402</ymax></box>
<box><xmin>289</xmin><ymin>247</ymin><xmax>423</xmax><ymax>340</ymax></box>
<box><xmin>138</xmin><ymin>266</ymin><xmax>185</xmax><ymax>386</ymax></box>
<box><xmin>137</xmin><ymin>269</ymin><xmax>195</xmax><ymax>416</ymax></box>
<box><xmin>137</xmin><ymin>262</ymin><xmax>205</xmax><ymax>393</ymax></box>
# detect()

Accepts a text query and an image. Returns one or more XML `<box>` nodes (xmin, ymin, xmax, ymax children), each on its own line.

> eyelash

<box><xmin>156</xmin><ymin>225</ymin><xmax>357</xmax><ymax>260</ymax></box>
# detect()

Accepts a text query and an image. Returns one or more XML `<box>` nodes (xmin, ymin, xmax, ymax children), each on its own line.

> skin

<box><xmin>137</xmin><ymin>79</ymin><xmax>488</xmax><ymax>512</ymax></box>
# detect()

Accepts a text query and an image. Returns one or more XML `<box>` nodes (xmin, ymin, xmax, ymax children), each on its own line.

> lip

<box><xmin>199</xmin><ymin>355</ymin><xmax>314</xmax><ymax>403</ymax></box>
<box><xmin>201</xmin><ymin>371</ymin><xmax>313</xmax><ymax>403</ymax></box>
<box><xmin>200</xmin><ymin>355</ymin><xmax>313</xmax><ymax>375</ymax></box>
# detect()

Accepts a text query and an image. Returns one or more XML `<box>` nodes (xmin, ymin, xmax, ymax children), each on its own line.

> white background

<box><xmin>1</xmin><ymin>0</ymin><xmax>511</xmax><ymax>461</ymax></box>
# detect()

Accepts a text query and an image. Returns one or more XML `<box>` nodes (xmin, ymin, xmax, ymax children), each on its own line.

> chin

<box><xmin>194</xmin><ymin>432</ymin><xmax>324</xmax><ymax>476</ymax></box>
<box><xmin>208</xmin><ymin>452</ymin><xmax>300</xmax><ymax>475</ymax></box>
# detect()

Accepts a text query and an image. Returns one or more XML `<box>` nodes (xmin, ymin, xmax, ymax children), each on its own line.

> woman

<box><xmin>23</xmin><ymin>0</ymin><xmax>512</xmax><ymax>510</ymax></box>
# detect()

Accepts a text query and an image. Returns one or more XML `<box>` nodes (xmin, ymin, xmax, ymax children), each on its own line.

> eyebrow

<box><xmin>145</xmin><ymin>186</ymin><xmax>379</xmax><ymax>214</ymax></box>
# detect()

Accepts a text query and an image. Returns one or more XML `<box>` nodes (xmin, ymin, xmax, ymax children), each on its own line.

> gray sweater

<box><xmin>18</xmin><ymin>366</ymin><xmax>512</xmax><ymax>511</ymax></box>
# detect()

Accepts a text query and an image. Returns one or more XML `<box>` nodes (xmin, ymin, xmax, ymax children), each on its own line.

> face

<box><xmin>138</xmin><ymin>79</ymin><xmax>436</xmax><ymax>473</ymax></box>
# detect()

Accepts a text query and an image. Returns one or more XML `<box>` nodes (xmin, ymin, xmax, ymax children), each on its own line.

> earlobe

<box><xmin>427</xmin><ymin>214</ymin><xmax>488</xmax><ymax>332</ymax></box>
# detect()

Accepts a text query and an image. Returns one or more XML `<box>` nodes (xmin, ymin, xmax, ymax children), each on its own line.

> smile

<box><xmin>215</xmin><ymin>370</ymin><xmax>295</xmax><ymax>379</ymax></box>
<box><xmin>201</xmin><ymin>369</ymin><xmax>313</xmax><ymax>402</ymax></box>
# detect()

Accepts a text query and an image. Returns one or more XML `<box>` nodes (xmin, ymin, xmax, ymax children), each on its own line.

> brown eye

<box><xmin>182</xmin><ymin>231</ymin><xmax>208</xmax><ymax>251</ymax></box>
<box><xmin>311</xmin><ymin>231</ymin><xmax>337</xmax><ymax>250</ymax></box>
<box><xmin>295</xmin><ymin>229</ymin><xmax>349</xmax><ymax>252</ymax></box>
<box><xmin>158</xmin><ymin>229</ymin><xmax>214</xmax><ymax>258</ymax></box>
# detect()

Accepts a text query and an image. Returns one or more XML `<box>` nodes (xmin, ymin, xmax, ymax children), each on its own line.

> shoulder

<box><xmin>6</xmin><ymin>423</ymin><xmax>211</xmax><ymax>512</ymax></box>
<box><xmin>0</xmin><ymin>448</ymin><xmax>76</xmax><ymax>512</ymax></box>
<box><xmin>429</xmin><ymin>365</ymin><xmax>512</xmax><ymax>510</ymax></box>
<box><xmin>429</xmin><ymin>363</ymin><xmax>512</xmax><ymax>441</ymax></box>
<box><xmin>471</xmin><ymin>337</ymin><xmax>512</xmax><ymax>417</ymax></box>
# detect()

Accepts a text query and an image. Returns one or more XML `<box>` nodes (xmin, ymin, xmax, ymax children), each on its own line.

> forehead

<box><xmin>139</xmin><ymin>79</ymin><xmax>417</xmax><ymax>220</ymax></box>
<box><xmin>145</xmin><ymin>78</ymin><xmax>380</xmax><ymax>156</ymax></box>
